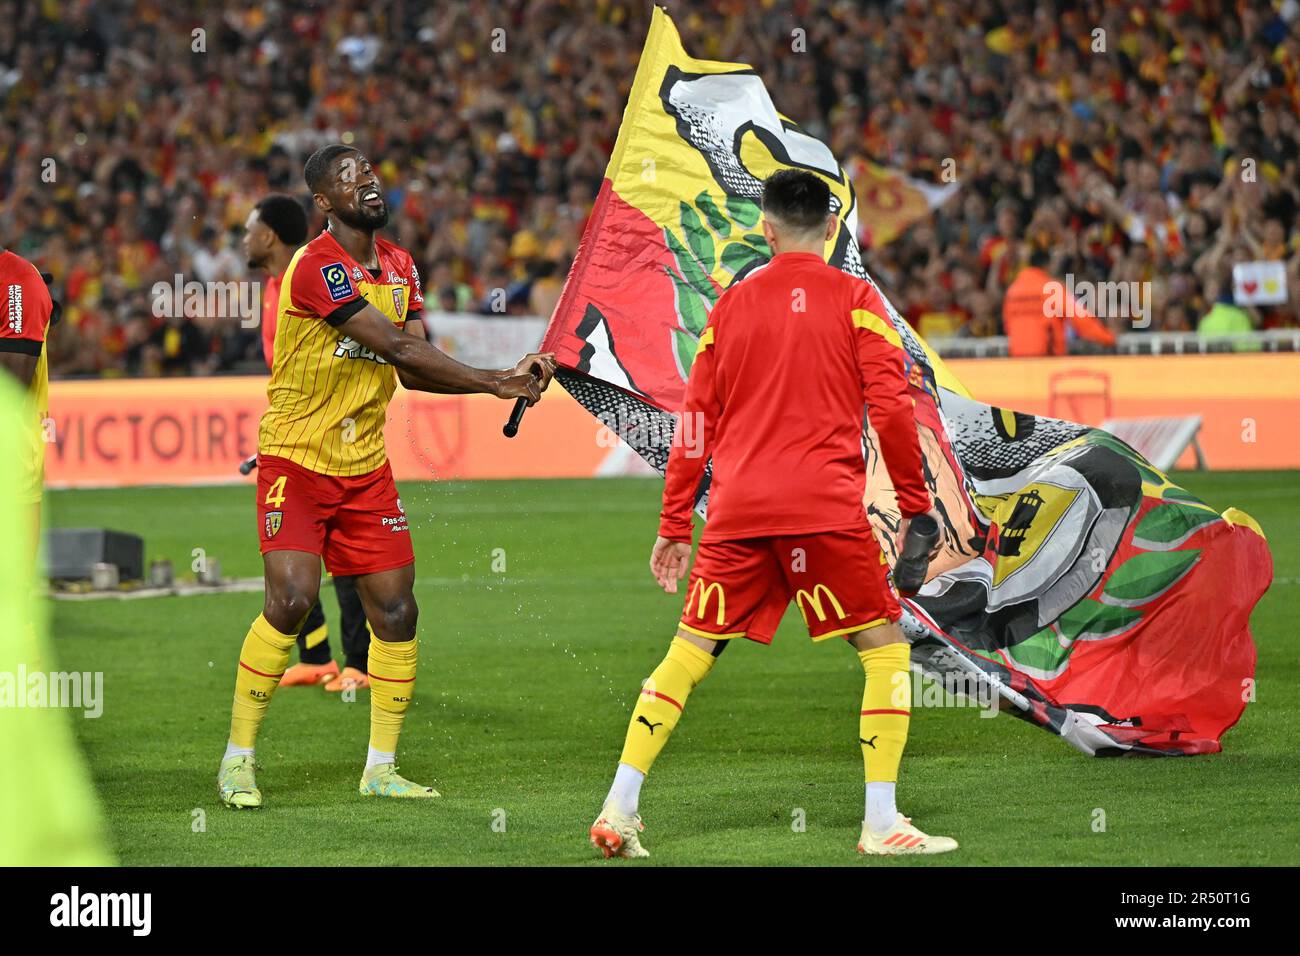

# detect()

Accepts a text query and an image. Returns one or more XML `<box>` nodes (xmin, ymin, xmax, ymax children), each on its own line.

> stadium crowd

<box><xmin>1</xmin><ymin>0</ymin><xmax>1298</xmax><ymax>376</ymax></box>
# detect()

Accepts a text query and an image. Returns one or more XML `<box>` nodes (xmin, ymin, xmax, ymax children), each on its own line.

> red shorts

<box><xmin>679</xmin><ymin>527</ymin><xmax>900</xmax><ymax>644</ymax></box>
<box><xmin>256</xmin><ymin>455</ymin><xmax>414</xmax><ymax>576</ymax></box>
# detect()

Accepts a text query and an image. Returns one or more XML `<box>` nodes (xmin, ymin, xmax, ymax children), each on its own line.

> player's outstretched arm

<box><xmin>336</xmin><ymin>304</ymin><xmax>555</xmax><ymax>403</ymax></box>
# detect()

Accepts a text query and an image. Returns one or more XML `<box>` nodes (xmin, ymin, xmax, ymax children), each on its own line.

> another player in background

<box><xmin>218</xmin><ymin>144</ymin><xmax>555</xmax><ymax>808</ymax></box>
<box><xmin>589</xmin><ymin>171</ymin><xmax>956</xmax><ymax>859</ymax></box>
<box><xmin>0</xmin><ymin>246</ymin><xmax>56</xmax><ymax>558</ymax></box>
<box><xmin>242</xmin><ymin>195</ymin><xmax>373</xmax><ymax>693</ymax></box>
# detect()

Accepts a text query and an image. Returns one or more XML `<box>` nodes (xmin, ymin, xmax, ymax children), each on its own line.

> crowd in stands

<box><xmin>1</xmin><ymin>0</ymin><xmax>1297</xmax><ymax>376</ymax></box>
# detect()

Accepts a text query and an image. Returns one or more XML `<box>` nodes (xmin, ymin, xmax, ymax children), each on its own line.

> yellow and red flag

<box><xmin>540</xmin><ymin>7</ymin><xmax>1269</xmax><ymax>756</ymax></box>
<box><xmin>848</xmin><ymin>156</ymin><xmax>960</xmax><ymax>248</ymax></box>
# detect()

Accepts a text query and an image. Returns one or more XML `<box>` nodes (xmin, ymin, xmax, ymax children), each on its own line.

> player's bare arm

<box><xmin>334</xmin><ymin>302</ymin><xmax>555</xmax><ymax>403</ymax></box>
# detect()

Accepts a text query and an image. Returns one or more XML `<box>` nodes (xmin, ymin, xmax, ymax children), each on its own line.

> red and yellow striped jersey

<box><xmin>258</xmin><ymin>230</ymin><xmax>424</xmax><ymax>475</ymax></box>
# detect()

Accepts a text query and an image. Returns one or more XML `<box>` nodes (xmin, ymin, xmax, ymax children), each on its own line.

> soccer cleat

<box><xmin>218</xmin><ymin>754</ymin><xmax>262</xmax><ymax>809</ymax></box>
<box><xmin>279</xmin><ymin>660</ymin><xmax>340</xmax><ymax>687</ymax></box>
<box><xmin>857</xmin><ymin>813</ymin><xmax>958</xmax><ymax>856</ymax></box>
<box><xmin>589</xmin><ymin>802</ymin><xmax>650</xmax><ymax>859</ymax></box>
<box><xmin>358</xmin><ymin>763</ymin><xmax>440</xmax><ymax>798</ymax></box>
<box><xmin>323</xmin><ymin>666</ymin><xmax>369</xmax><ymax>693</ymax></box>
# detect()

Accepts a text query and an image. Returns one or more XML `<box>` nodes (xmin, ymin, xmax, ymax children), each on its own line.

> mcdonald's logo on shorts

<box><xmin>795</xmin><ymin>584</ymin><xmax>846</xmax><ymax>625</ymax></box>
<box><xmin>690</xmin><ymin>579</ymin><xmax>726</xmax><ymax>626</ymax></box>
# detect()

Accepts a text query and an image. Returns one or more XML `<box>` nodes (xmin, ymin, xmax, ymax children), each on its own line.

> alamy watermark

<box><xmin>151</xmin><ymin>274</ymin><xmax>260</xmax><ymax>327</ymax></box>
<box><xmin>1044</xmin><ymin>275</ymin><xmax>1151</xmax><ymax>329</ymax></box>
<box><xmin>0</xmin><ymin>666</ymin><xmax>103</xmax><ymax>718</ymax></box>
<box><xmin>893</xmin><ymin>669</ymin><xmax>999</xmax><ymax>718</ymax></box>
<box><xmin>596</xmin><ymin>408</ymin><xmax>706</xmax><ymax>458</ymax></box>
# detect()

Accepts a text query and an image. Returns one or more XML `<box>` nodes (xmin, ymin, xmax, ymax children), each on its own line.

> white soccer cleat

<box><xmin>589</xmin><ymin>802</ymin><xmax>650</xmax><ymax>859</ymax></box>
<box><xmin>857</xmin><ymin>813</ymin><xmax>958</xmax><ymax>856</ymax></box>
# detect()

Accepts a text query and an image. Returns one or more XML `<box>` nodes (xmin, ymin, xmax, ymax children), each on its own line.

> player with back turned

<box><xmin>589</xmin><ymin>170</ymin><xmax>956</xmax><ymax>858</ymax></box>
<box><xmin>217</xmin><ymin>144</ymin><xmax>555</xmax><ymax>808</ymax></box>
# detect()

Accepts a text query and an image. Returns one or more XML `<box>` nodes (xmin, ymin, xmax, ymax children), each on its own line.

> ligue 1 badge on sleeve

<box><xmin>321</xmin><ymin>262</ymin><xmax>355</xmax><ymax>302</ymax></box>
<box><xmin>265</xmin><ymin>511</ymin><xmax>283</xmax><ymax>538</ymax></box>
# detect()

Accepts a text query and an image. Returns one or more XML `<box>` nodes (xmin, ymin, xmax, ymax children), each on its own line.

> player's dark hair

<box><xmin>761</xmin><ymin>169</ymin><xmax>831</xmax><ymax>235</ymax></box>
<box><xmin>254</xmin><ymin>194</ymin><xmax>309</xmax><ymax>247</ymax></box>
<box><xmin>304</xmin><ymin>144</ymin><xmax>357</xmax><ymax>193</ymax></box>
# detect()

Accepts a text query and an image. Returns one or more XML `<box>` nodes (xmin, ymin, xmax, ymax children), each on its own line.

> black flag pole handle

<box><xmin>502</xmin><ymin>363</ymin><xmax>543</xmax><ymax>438</ymax></box>
<box><xmin>892</xmin><ymin>513</ymin><xmax>940</xmax><ymax>596</ymax></box>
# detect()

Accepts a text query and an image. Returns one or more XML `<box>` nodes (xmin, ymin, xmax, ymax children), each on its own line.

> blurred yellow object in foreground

<box><xmin>0</xmin><ymin>372</ymin><xmax>112</xmax><ymax>866</ymax></box>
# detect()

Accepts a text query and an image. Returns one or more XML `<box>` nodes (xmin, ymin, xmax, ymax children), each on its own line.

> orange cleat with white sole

<box><xmin>857</xmin><ymin>813</ymin><xmax>958</xmax><ymax>856</ymax></box>
<box><xmin>589</xmin><ymin>802</ymin><xmax>649</xmax><ymax>859</ymax></box>
<box><xmin>279</xmin><ymin>660</ymin><xmax>339</xmax><ymax>687</ymax></box>
<box><xmin>324</xmin><ymin>666</ymin><xmax>370</xmax><ymax>693</ymax></box>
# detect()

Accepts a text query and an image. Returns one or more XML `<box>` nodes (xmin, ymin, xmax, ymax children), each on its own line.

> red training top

<box><xmin>659</xmin><ymin>251</ymin><xmax>931</xmax><ymax>543</ymax></box>
<box><xmin>260</xmin><ymin>269</ymin><xmax>283</xmax><ymax>368</ymax></box>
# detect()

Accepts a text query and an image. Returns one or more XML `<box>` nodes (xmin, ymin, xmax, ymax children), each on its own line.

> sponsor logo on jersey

<box><xmin>333</xmin><ymin>335</ymin><xmax>389</xmax><ymax>364</ymax></box>
<box><xmin>6</xmin><ymin>283</ymin><xmax>22</xmax><ymax>333</ymax></box>
<box><xmin>322</xmin><ymin>263</ymin><xmax>355</xmax><ymax>302</ymax></box>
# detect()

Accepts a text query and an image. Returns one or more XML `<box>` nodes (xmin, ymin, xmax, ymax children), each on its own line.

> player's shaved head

<box><xmin>761</xmin><ymin>170</ymin><xmax>833</xmax><ymax>242</ymax></box>
<box><xmin>304</xmin><ymin>144</ymin><xmax>359</xmax><ymax>194</ymax></box>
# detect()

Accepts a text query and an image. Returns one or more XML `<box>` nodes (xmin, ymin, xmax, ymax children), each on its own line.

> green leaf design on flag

<box><xmin>664</xmin><ymin>229</ymin><xmax>717</xmax><ymax>303</ymax></box>
<box><xmin>1133</xmin><ymin>502</ymin><xmax>1221</xmax><ymax>550</ymax></box>
<box><xmin>672</xmin><ymin>327</ymin><xmax>699</xmax><ymax>377</ymax></box>
<box><xmin>1085</xmin><ymin>430</ymin><xmax>1137</xmax><ymax>458</ymax></box>
<box><xmin>743</xmin><ymin>233</ymin><xmax>771</xmax><ymax>254</ymax></box>
<box><xmin>666</xmin><ymin>266</ymin><xmax>708</xmax><ymax>336</ymax></box>
<box><xmin>680</xmin><ymin>201</ymin><xmax>715</xmax><ymax>273</ymax></box>
<box><xmin>1006</xmin><ymin>627</ymin><xmax>1073</xmax><ymax>680</ymax></box>
<box><xmin>726</xmin><ymin>194</ymin><xmax>761</xmax><ymax>228</ymax></box>
<box><xmin>1055</xmin><ymin>599</ymin><xmax>1143</xmax><ymax>641</ymax></box>
<box><xmin>1103</xmin><ymin>550</ymin><xmax>1200</xmax><ymax>604</ymax></box>
<box><xmin>721</xmin><ymin>241</ymin><xmax>766</xmax><ymax>275</ymax></box>
<box><xmin>696</xmin><ymin>191</ymin><xmax>730</xmax><ymax>236</ymax></box>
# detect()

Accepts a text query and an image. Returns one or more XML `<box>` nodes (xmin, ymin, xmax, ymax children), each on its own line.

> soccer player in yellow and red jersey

<box><xmin>589</xmin><ymin>171</ymin><xmax>957</xmax><ymax>858</ymax></box>
<box><xmin>241</xmin><ymin>194</ymin><xmax>373</xmax><ymax>693</ymax></box>
<box><xmin>0</xmin><ymin>247</ymin><xmax>55</xmax><ymax>557</ymax></box>
<box><xmin>218</xmin><ymin>145</ymin><xmax>555</xmax><ymax>808</ymax></box>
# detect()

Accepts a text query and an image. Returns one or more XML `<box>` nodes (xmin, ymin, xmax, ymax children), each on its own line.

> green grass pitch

<box><xmin>46</xmin><ymin>472</ymin><xmax>1298</xmax><ymax>866</ymax></box>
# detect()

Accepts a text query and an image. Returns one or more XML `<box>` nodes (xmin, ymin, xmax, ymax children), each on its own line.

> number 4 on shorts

<box><xmin>265</xmin><ymin>475</ymin><xmax>287</xmax><ymax>509</ymax></box>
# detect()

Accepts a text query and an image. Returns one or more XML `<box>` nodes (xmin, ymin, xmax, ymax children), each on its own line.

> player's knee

<box><xmin>264</xmin><ymin>590</ymin><xmax>315</xmax><ymax>634</ymax></box>
<box><xmin>370</xmin><ymin>594</ymin><xmax>418</xmax><ymax>642</ymax></box>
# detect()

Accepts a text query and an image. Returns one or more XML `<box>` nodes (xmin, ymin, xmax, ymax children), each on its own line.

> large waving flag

<box><xmin>541</xmin><ymin>7</ymin><xmax>1271</xmax><ymax>756</ymax></box>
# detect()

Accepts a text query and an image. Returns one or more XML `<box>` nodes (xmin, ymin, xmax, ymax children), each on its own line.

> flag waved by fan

<box><xmin>540</xmin><ymin>6</ymin><xmax>1270</xmax><ymax>756</ymax></box>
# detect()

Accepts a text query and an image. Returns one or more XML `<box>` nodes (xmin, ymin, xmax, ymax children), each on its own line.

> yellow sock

<box><xmin>858</xmin><ymin>642</ymin><xmax>911</xmax><ymax>783</ymax></box>
<box><xmin>368</xmin><ymin>634</ymin><xmax>417</xmax><ymax>754</ymax></box>
<box><xmin>229</xmin><ymin>615</ymin><xmax>297</xmax><ymax>749</ymax></box>
<box><xmin>619</xmin><ymin>637</ymin><xmax>717</xmax><ymax>774</ymax></box>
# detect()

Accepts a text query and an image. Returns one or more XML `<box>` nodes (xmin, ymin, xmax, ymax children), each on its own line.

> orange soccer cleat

<box><xmin>279</xmin><ymin>660</ymin><xmax>340</xmax><ymax>687</ymax></box>
<box><xmin>323</xmin><ymin>666</ymin><xmax>370</xmax><ymax>693</ymax></box>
